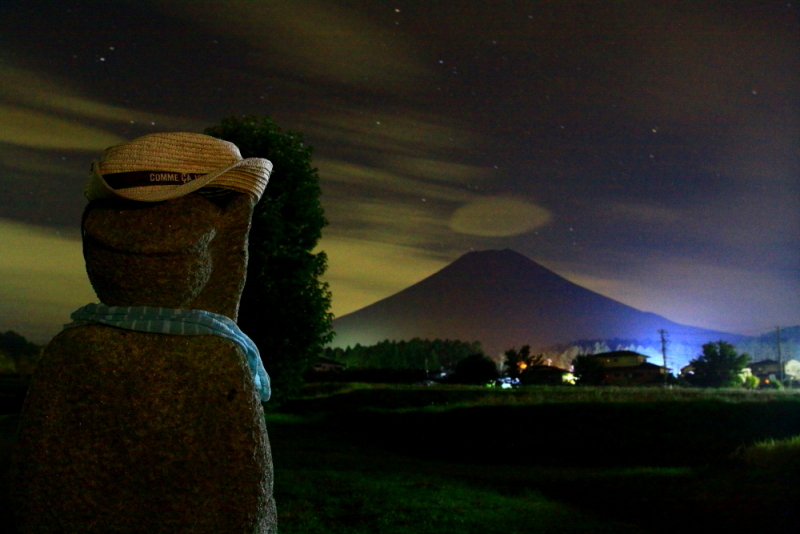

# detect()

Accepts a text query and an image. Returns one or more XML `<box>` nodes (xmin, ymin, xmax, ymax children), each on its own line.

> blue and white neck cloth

<box><xmin>65</xmin><ymin>303</ymin><xmax>271</xmax><ymax>402</ymax></box>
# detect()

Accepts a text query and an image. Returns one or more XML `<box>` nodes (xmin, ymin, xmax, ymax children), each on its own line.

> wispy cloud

<box><xmin>0</xmin><ymin>104</ymin><xmax>125</xmax><ymax>150</ymax></box>
<box><xmin>0</xmin><ymin>62</ymin><xmax>203</xmax><ymax>150</ymax></box>
<box><xmin>0</xmin><ymin>145</ymin><xmax>83</xmax><ymax>176</ymax></box>
<box><xmin>321</xmin><ymin>195</ymin><xmax>452</xmax><ymax>247</ymax></box>
<box><xmin>318</xmin><ymin>158</ymin><xmax>476</xmax><ymax>203</ymax></box>
<box><xmin>296</xmin><ymin>107</ymin><xmax>480</xmax><ymax>156</ymax></box>
<box><xmin>0</xmin><ymin>219</ymin><xmax>94</xmax><ymax>342</ymax></box>
<box><xmin>146</xmin><ymin>0</ymin><xmax>431</xmax><ymax>90</ymax></box>
<box><xmin>316</xmin><ymin>235</ymin><xmax>447</xmax><ymax>318</ymax></box>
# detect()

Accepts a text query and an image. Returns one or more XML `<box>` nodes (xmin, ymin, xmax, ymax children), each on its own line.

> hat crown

<box><xmin>86</xmin><ymin>132</ymin><xmax>272</xmax><ymax>202</ymax></box>
<box><xmin>99</xmin><ymin>132</ymin><xmax>243</xmax><ymax>175</ymax></box>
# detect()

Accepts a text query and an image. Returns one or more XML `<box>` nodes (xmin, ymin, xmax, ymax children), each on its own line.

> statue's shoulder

<box><xmin>42</xmin><ymin>324</ymin><xmax>243</xmax><ymax>369</ymax></box>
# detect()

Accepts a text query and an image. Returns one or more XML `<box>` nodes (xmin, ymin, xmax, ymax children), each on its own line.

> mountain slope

<box><xmin>331</xmin><ymin>249</ymin><xmax>743</xmax><ymax>361</ymax></box>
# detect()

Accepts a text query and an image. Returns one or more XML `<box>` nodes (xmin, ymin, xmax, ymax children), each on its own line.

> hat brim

<box><xmin>86</xmin><ymin>158</ymin><xmax>272</xmax><ymax>202</ymax></box>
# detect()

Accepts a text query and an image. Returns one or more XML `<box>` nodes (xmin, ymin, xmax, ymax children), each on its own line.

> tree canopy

<box><xmin>205</xmin><ymin>116</ymin><xmax>333</xmax><ymax>403</ymax></box>
<box><xmin>0</xmin><ymin>330</ymin><xmax>42</xmax><ymax>373</ymax></box>
<box><xmin>324</xmin><ymin>338</ymin><xmax>484</xmax><ymax>371</ymax></box>
<box><xmin>450</xmin><ymin>353</ymin><xmax>499</xmax><ymax>385</ymax></box>
<box><xmin>503</xmin><ymin>345</ymin><xmax>545</xmax><ymax>378</ymax></box>
<box><xmin>685</xmin><ymin>341</ymin><xmax>750</xmax><ymax>388</ymax></box>
<box><xmin>571</xmin><ymin>354</ymin><xmax>605</xmax><ymax>385</ymax></box>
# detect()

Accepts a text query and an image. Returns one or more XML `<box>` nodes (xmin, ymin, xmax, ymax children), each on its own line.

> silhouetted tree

<box><xmin>324</xmin><ymin>338</ymin><xmax>484</xmax><ymax>370</ymax></box>
<box><xmin>685</xmin><ymin>341</ymin><xmax>750</xmax><ymax>388</ymax></box>
<box><xmin>205</xmin><ymin>116</ymin><xmax>332</xmax><ymax>403</ymax></box>
<box><xmin>571</xmin><ymin>354</ymin><xmax>605</xmax><ymax>385</ymax></box>
<box><xmin>0</xmin><ymin>330</ymin><xmax>42</xmax><ymax>373</ymax></box>
<box><xmin>450</xmin><ymin>354</ymin><xmax>498</xmax><ymax>385</ymax></box>
<box><xmin>503</xmin><ymin>345</ymin><xmax>545</xmax><ymax>378</ymax></box>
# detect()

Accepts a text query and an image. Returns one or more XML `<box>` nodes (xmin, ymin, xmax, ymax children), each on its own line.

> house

<box><xmin>586</xmin><ymin>350</ymin><xmax>669</xmax><ymax>386</ymax></box>
<box><xmin>592</xmin><ymin>350</ymin><xmax>648</xmax><ymax>368</ymax></box>
<box><xmin>748</xmin><ymin>359</ymin><xmax>800</xmax><ymax>386</ymax></box>
<box><xmin>787</xmin><ymin>360</ymin><xmax>800</xmax><ymax>382</ymax></box>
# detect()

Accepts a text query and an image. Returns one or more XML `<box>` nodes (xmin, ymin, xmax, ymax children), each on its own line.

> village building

<box><xmin>747</xmin><ymin>359</ymin><xmax>800</xmax><ymax>386</ymax></box>
<box><xmin>587</xmin><ymin>350</ymin><xmax>669</xmax><ymax>386</ymax></box>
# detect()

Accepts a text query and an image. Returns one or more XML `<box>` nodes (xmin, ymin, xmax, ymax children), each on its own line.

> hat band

<box><xmin>103</xmin><ymin>170</ymin><xmax>208</xmax><ymax>190</ymax></box>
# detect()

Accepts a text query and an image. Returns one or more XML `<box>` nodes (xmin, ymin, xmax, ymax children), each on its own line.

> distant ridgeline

<box><xmin>0</xmin><ymin>330</ymin><xmax>43</xmax><ymax>373</ymax></box>
<box><xmin>323</xmin><ymin>338</ymin><xmax>484</xmax><ymax>370</ymax></box>
<box><xmin>735</xmin><ymin>325</ymin><xmax>800</xmax><ymax>362</ymax></box>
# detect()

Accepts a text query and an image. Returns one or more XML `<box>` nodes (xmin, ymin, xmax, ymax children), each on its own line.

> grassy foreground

<box><xmin>2</xmin><ymin>384</ymin><xmax>799</xmax><ymax>532</ymax></box>
<box><xmin>270</xmin><ymin>384</ymin><xmax>800</xmax><ymax>533</ymax></box>
<box><xmin>268</xmin><ymin>411</ymin><xmax>652</xmax><ymax>533</ymax></box>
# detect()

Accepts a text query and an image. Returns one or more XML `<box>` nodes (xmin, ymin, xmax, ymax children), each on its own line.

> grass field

<box><xmin>270</xmin><ymin>384</ymin><xmax>800</xmax><ymax>533</ymax></box>
<box><xmin>268</xmin><ymin>412</ymin><xmax>654</xmax><ymax>533</ymax></box>
<box><xmin>2</xmin><ymin>383</ymin><xmax>799</xmax><ymax>533</ymax></box>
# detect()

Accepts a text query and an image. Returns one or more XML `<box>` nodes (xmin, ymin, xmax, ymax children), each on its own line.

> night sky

<box><xmin>0</xmin><ymin>0</ymin><xmax>797</xmax><ymax>343</ymax></box>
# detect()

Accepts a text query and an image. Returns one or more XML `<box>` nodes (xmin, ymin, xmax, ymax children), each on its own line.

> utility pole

<box><xmin>658</xmin><ymin>329</ymin><xmax>668</xmax><ymax>386</ymax></box>
<box><xmin>776</xmin><ymin>326</ymin><xmax>784</xmax><ymax>385</ymax></box>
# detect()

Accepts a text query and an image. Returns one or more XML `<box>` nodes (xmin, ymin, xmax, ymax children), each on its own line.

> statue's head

<box><xmin>81</xmin><ymin>133</ymin><xmax>272</xmax><ymax>320</ymax></box>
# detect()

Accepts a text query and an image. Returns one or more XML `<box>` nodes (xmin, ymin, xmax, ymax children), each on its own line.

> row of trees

<box><xmin>418</xmin><ymin>345</ymin><xmax>554</xmax><ymax>386</ymax></box>
<box><xmin>318</xmin><ymin>342</ymin><xmax>556</xmax><ymax>386</ymax></box>
<box><xmin>323</xmin><ymin>338</ymin><xmax>484</xmax><ymax>371</ymax></box>
<box><xmin>0</xmin><ymin>331</ymin><xmax>42</xmax><ymax>374</ymax></box>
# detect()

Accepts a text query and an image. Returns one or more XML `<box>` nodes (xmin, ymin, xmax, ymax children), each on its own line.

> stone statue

<box><xmin>11</xmin><ymin>133</ymin><xmax>277</xmax><ymax>533</ymax></box>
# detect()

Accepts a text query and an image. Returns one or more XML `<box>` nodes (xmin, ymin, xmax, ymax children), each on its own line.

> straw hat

<box><xmin>85</xmin><ymin>132</ymin><xmax>272</xmax><ymax>202</ymax></box>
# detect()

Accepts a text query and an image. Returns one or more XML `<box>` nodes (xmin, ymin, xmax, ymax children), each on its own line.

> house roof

<box><xmin>588</xmin><ymin>350</ymin><xmax>647</xmax><ymax>358</ymax></box>
<box><xmin>601</xmin><ymin>362</ymin><xmax>668</xmax><ymax>372</ymax></box>
<box><xmin>638</xmin><ymin>362</ymin><xmax>668</xmax><ymax>370</ymax></box>
<box><xmin>750</xmin><ymin>359</ymin><xmax>778</xmax><ymax>366</ymax></box>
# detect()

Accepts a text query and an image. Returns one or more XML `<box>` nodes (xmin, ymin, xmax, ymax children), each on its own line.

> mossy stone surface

<box><xmin>12</xmin><ymin>191</ymin><xmax>276</xmax><ymax>533</ymax></box>
<box><xmin>82</xmin><ymin>192</ymin><xmax>254</xmax><ymax>320</ymax></box>
<box><xmin>13</xmin><ymin>326</ymin><xmax>276</xmax><ymax>533</ymax></box>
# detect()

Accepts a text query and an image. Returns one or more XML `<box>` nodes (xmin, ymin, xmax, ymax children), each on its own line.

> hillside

<box><xmin>331</xmin><ymin>249</ymin><xmax>744</xmax><ymax>366</ymax></box>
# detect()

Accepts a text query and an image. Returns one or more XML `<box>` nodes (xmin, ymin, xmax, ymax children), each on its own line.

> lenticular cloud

<box><xmin>448</xmin><ymin>196</ymin><xmax>552</xmax><ymax>237</ymax></box>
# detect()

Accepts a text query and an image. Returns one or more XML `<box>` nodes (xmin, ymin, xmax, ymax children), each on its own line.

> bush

<box><xmin>743</xmin><ymin>374</ymin><xmax>759</xmax><ymax>389</ymax></box>
<box><xmin>450</xmin><ymin>354</ymin><xmax>499</xmax><ymax>385</ymax></box>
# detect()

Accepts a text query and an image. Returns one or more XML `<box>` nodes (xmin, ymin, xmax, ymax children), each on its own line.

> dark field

<box><xmin>273</xmin><ymin>385</ymin><xmax>800</xmax><ymax>533</ymax></box>
<box><xmin>3</xmin><ymin>384</ymin><xmax>800</xmax><ymax>533</ymax></box>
